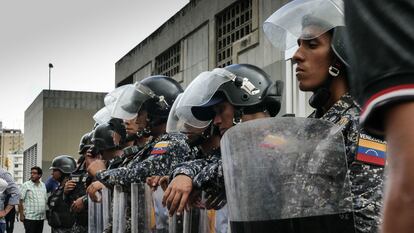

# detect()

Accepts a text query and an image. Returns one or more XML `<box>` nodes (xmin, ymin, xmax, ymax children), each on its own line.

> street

<box><xmin>13</xmin><ymin>221</ymin><xmax>51</xmax><ymax>233</ymax></box>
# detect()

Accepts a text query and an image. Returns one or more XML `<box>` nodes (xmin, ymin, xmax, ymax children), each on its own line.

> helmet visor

<box><xmin>104</xmin><ymin>84</ymin><xmax>133</xmax><ymax>106</ymax></box>
<box><xmin>175</xmin><ymin>68</ymin><xmax>236</xmax><ymax>128</ymax></box>
<box><xmin>263</xmin><ymin>0</ymin><xmax>344</xmax><ymax>50</ymax></box>
<box><xmin>111</xmin><ymin>83</ymin><xmax>152</xmax><ymax>120</ymax></box>
<box><xmin>93</xmin><ymin>104</ymin><xmax>114</xmax><ymax>125</ymax></box>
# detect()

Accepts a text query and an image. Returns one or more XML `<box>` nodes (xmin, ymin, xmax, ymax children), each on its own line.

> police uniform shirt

<box><xmin>96</xmin><ymin>132</ymin><xmax>198</xmax><ymax>187</ymax></box>
<box><xmin>310</xmin><ymin>93</ymin><xmax>386</xmax><ymax>233</ymax></box>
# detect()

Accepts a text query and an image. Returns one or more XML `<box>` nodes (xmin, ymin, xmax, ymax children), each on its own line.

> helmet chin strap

<box><xmin>232</xmin><ymin>108</ymin><xmax>243</xmax><ymax>125</ymax></box>
<box><xmin>308</xmin><ymin>58</ymin><xmax>343</xmax><ymax>116</ymax></box>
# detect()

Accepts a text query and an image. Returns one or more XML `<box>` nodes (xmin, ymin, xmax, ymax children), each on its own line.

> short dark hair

<box><xmin>31</xmin><ymin>166</ymin><xmax>43</xmax><ymax>176</ymax></box>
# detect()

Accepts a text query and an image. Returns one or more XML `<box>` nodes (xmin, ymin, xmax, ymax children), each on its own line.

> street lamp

<box><xmin>49</xmin><ymin>63</ymin><xmax>54</xmax><ymax>90</ymax></box>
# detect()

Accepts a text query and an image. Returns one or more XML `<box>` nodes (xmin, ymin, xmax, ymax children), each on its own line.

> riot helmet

<box><xmin>78</xmin><ymin>131</ymin><xmax>93</xmax><ymax>155</ymax></box>
<box><xmin>92</xmin><ymin>122</ymin><xmax>123</xmax><ymax>152</ymax></box>
<box><xmin>263</xmin><ymin>0</ymin><xmax>348</xmax><ymax>110</ymax></box>
<box><xmin>112</xmin><ymin>75</ymin><xmax>183</xmax><ymax>135</ymax></box>
<box><xmin>49</xmin><ymin>155</ymin><xmax>77</xmax><ymax>174</ymax></box>
<box><xmin>176</xmin><ymin>64</ymin><xmax>283</xmax><ymax>127</ymax></box>
<box><xmin>167</xmin><ymin>93</ymin><xmax>219</xmax><ymax>147</ymax></box>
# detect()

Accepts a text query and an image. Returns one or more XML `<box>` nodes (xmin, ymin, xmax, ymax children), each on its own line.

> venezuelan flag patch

<box><xmin>151</xmin><ymin>141</ymin><xmax>170</xmax><ymax>155</ymax></box>
<box><xmin>356</xmin><ymin>134</ymin><xmax>387</xmax><ymax>166</ymax></box>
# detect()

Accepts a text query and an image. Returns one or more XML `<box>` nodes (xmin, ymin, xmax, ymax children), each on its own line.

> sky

<box><xmin>0</xmin><ymin>0</ymin><xmax>189</xmax><ymax>131</ymax></box>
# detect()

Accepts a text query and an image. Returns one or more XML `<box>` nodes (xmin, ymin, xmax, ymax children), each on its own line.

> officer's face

<box><xmin>293</xmin><ymin>30</ymin><xmax>333</xmax><ymax>92</ymax></box>
<box><xmin>134</xmin><ymin>109</ymin><xmax>148</xmax><ymax>131</ymax></box>
<box><xmin>124</xmin><ymin>117</ymin><xmax>140</xmax><ymax>136</ymax></box>
<box><xmin>213</xmin><ymin>101</ymin><xmax>235</xmax><ymax>136</ymax></box>
<box><xmin>51</xmin><ymin>169</ymin><xmax>62</xmax><ymax>181</ymax></box>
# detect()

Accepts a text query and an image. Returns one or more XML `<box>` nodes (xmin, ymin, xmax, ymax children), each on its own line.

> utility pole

<box><xmin>49</xmin><ymin>63</ymin><xmax>54</xmax><ymax>90</ymax></box>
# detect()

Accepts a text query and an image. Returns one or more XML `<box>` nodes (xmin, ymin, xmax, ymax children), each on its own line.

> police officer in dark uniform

<box><xmin>64</xmin><ymin>131</ymin><xmax>96</xmax><ymax>233</ymax></box>
<box><xmin>84</xmin><ymin>118</ymin><xmax>128</xmax><ymax>233</ymax></box>
<box><xmin>47</xmin><ymin>155</ymin><xmax>77</xmax><ymax>233</ymax></box>
<box><xmin>264</xmin><ymin>1</ymin><xmax>386</xmax><ymax>232</ymax></box>
<box><xmin>85</xmin><ymin>76</ymin><xmax>187</xmax><ymax>233</ymax></box>
<box><xmin>91</xmin><ymin>75</ymin><xmax>189</xmax><ymax>187</ymax></box>
<box><xmin>164</xmin><ymin>64</ymin><xmax>283</xmax><ymax>221</ymax></box>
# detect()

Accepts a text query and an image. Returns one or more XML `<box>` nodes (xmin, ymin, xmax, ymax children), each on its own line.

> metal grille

<box><xmin>216</xmin><ymin>0</ymin><xmax>252</xmax><ymax>68</ymax></box>
<box><xmin>155</xmin><ymin>43</ymin><xmax>181</xmax><ymax>77</ymax></box>
<box><xmin>23</xmin><ymin>144</ymin><xmax>37</xmax><ymax>181</ymax></box>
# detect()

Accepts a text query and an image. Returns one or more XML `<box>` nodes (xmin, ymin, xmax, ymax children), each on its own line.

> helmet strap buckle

<box><xmin>233</xmin><ymin>108</ymin><xmax>243</xmax><ymax>125</ymax></box>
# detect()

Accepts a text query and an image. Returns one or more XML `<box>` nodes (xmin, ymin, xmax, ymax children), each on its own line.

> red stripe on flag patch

<box><xmin>356</xmin><ymin>153</ymin><xmax>385</xmax><ymax>166</ymax></box>
<box><xmin>151</xmin><ymin>149</ymin><xmax>167</xmax><ymax>155</ymax></box>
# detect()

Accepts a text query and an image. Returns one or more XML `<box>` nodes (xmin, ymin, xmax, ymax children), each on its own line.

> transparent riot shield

<box><xmin>102</xmin><ymin>187</ymin><xmax>112</xmax><ymax>230</ymax></box>
<box><xmin>221</xmin><ymin>117</ymin><xmax>354</xmax><ymax>233</ymax></box>
<box><xmin>131</xmin><ymin>183</ymin><xmax>154</xmax><ymax>233</ymax></box>
<box><xmin>168</xmin><ymin>213</ymin><xmax>184</xmax><ymax>233</ymax></box>
<box><xmin>112</xmin><ymin>185</ymin><xmax>127</xmax><ymax>233</ymax></box>
<box><xmin>88</xmin><ymin>194</ymin><xmax>103</xmax><ymax>233</ymax></box>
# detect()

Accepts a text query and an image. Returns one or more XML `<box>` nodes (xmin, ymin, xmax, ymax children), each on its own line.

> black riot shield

<box><xmin>221</xmin><ymin>117</ymin><xmax>355</xmax><ymax>233</ymax></box>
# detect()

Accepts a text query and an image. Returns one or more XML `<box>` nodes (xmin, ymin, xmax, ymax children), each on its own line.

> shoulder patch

<box><xmin>151</xmin><ymin>141</ymin><xmax>170</xmax><ymax>155</ymax></box>
<box><xmin>356</xmin><ymin>133</ymin><xmax>387</xmax><ymax>166</ymax></box>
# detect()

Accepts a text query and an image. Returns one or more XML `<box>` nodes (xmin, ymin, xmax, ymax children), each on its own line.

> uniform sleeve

<box><xmin>193</xmin><ymin>157</ymin><xmax>224</xmax><ymax>191</ymax></box>
<box><xmin>97</xmin><ymin>140</ymin><xmax>194</xmax><ymax>187</ymax></box>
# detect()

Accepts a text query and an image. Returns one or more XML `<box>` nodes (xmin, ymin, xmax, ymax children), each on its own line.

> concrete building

<box><xmin>23</xmin><ymin>90</ymin><xmax>106</xmax><ymax>181</ymax></box>
<box><xmin>115</xmin><ymin>0</ymin><xmax>313</xmax><ymax>118</ymax></box>
<box><xmin>0</xmin><ymin>126</ymin><xmax>24</xmax><ymax>169</ymax></box>
<box><xmin>8</xmin><ymin>153</ymin><xmax>24</xmax><ymax>185</ymax></box>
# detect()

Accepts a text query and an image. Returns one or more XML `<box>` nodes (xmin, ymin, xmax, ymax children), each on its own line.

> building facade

<box><xmin>0</xmin><ymin>127</ymin><xmax>24</xmax><ymax>169</ymax></box>
<box><xmin>115</xmin><ymin>0</ymin><xmax>313</xmax><ymax>117</ymax></box>
<box><xmin>9</xmin><ymin>153</ymin><xmax>23</xmax><ymax>185</ymax></box>
<box><xmin>23</xmin><ymin>90</ymin><xmax>106</xmax><ymax>181</ymax></box>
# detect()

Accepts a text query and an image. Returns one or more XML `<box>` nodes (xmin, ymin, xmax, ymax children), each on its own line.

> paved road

<box><xmin>13</xmin><ymin>220</ymin><xmax>51</xmax><ymax>233</ymax></box>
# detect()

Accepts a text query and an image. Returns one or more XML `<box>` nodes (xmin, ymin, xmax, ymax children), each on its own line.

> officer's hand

<box><xmin>159</xmin><ymin>176</ymin><xmax>169</xmax><ymax>191</ymax></box>
<box><xmin>146</xmin><ymin>176</ymin><xmax>161</xmax><ymax>191</ymax></box>
<box><xmin>86</xmin><ymin>181</ymin><xmax>105</xmax><ymax>202</ymax></box>
<box><xmin>162</xmin><ymin>175</ymin><xmax>193</xmax><ymax>216</ymax></box>
<box><xmin>64</xmin><ymin>180</ymin><xmax>77</xmax><ymax>194</ymax></box>
<box><xmin>71</xmin><ymin>197</ymin><xmax>85</xmax><ymax>213</ymax></box>
<box><xmin>19</xmin><ymin>213</ymin><xmax>24</xmax><ymax>222</ymax></box>
<box><xmin>87</xmin><ymin>160</ymin><xmax>106</xmax><ymax>177</ymax></box>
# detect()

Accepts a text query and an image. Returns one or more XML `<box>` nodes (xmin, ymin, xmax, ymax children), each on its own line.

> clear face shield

<box><xmin>263</xmin><ymin>0</ymin><xmax>345</xmax><ymax>51</ymax></box>
<box><xmin>167</xmin><ymin>93</ymin><xmax>211</xmax><ymax>145</ymax></box>
<box><xmin>94</xmin><ymin>85</ymin><xmax>135</xmax><ymax>125</ymax></box>
<box><xmin>175</xmin><ymin>68</ymin><xmax>259</xmax><ymax>128</ymax></box>
<box><xmin>111</xmin><ymin>82</ymin><xmax>169</xmax><ymax>120</ymax></box>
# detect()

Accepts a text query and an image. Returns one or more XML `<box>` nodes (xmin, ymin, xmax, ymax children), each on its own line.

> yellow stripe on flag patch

<box><xmin>358</xmin><ymin>138</ymin><xmax>386</xmax><ymax>152</ymax></box>
<box><xmin>154</xmin><ymin>141</ymin><xmax>169</xmax><ymax>148</ymax></box>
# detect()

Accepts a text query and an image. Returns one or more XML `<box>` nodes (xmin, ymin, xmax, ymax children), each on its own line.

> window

<box><xmin>23</xmin><ymin>144</ymin><xmax>37</xmax><ymax>181</ymax></box>
<box><xmin>216</xmin><ymin>0</ymin><xmax>252</xmax><ymax>67</ymax></box>
<box><xmin>155</xmin><ymin>42</ymin><xmax>181</xmax><ymax>77</ymax></box>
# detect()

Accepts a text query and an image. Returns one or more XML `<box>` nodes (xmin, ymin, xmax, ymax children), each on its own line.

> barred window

<box><xmin>23</xmin><ymin>144</ymin><xmax>37</xmax><ymax>181</ymax></box>
<box><xmin>155</xmin><ymin>42</ymin><xmax>181</xmax><ymax>77</ymax></box>
<box><xmin>216</xmin><ymin>0</ymin><xmax>252</xmax><ymax>68</ymax></box>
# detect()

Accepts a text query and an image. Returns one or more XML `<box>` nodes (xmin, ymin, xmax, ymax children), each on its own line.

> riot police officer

<box><xmin>163</xmin><ymin>64</ymin><xmax>283</xmax><ymax>220</ymax></box>
<box><xmin>87</xmin><ymin>75</ymin><xmax>187</xmax><ymax>233</ymax></box>
<box><xmin>264</xmin><ymin>0</ymin><xmax>386</xmax><ymax>232</ymax></box>
<box><xmin>64</xmin><ymin>131</ymin><xmax>98</xmax><ymax>233</ymax></box>
<box><xmin>47</xmin><ymin>155</ymin><xmax>77</xmax><ymax>233</ymax></box>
